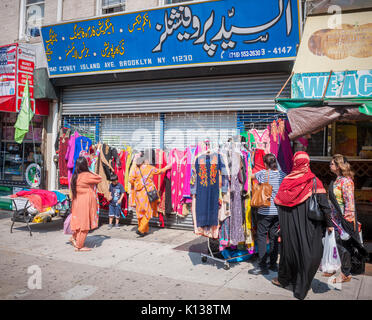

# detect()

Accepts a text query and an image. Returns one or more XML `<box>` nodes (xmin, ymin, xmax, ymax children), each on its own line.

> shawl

<box><xmin>274</xmin><ymin>151</ymin><xmax>326</xmax><ymax>207</ymax></box>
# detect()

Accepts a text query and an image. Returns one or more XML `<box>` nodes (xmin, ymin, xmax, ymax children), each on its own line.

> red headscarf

<box><xmin>274</xmin><ymin>151</ymin><xmax>326</xmax><ymax>207</ymax></box>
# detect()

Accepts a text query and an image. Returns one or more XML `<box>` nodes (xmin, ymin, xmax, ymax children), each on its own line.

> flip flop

<box><xmin>332</xmin><ymin>275</ymin><xmax>351</xmax><ymax>283</ymax></box>
<box><xmin>75</xmin><ymin>247</ymin><xmax>92</xmax><ymax>252</ymax></box>
<box><xmin>322</xmin><ymin>271</ymin><xmax>336</xmax><ymax>277</ymax></box>
<box><xmin>69</xmin><ymin>237</ymin><xmax>77</xmax><ymax>248</ymax></box>
<box><xmin>271</xmin><ymin>278</ymin><xmax>285</xmax><ymax>288</ymax></box>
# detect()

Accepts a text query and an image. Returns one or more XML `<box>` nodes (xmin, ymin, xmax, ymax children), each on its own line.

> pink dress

<box><xmin>170</xmin><ymin>148</ymin><xmax>186</xmax><ymax>216</ymax></box>
<box><xmin>65</xmin><ymin>131</ymin><xmax>80</xmax><ymax>187</ymax></box>
<box><xmin>250</xmin><ymin>129</ymin><xmax>270</xmax><ymax>154</ymax></box>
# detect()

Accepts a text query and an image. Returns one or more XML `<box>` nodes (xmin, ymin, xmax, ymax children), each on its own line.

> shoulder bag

<box><xmin>251</xmin><ymin>170</ymin><xmax>273</xmax><ymax>208</ymax></box>
<box><xmin>308</xmin><ymin>177</ymin><xmax>324</xmax><ymax>221</ymax></box>
<box><xmin>139</xmin><ymin>166</ymin><xmax>159</xmax><ymax>203</ymax></box>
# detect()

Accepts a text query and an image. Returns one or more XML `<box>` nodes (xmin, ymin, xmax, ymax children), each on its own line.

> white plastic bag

<box><xmin>320</xmin><ymin>230</ymin><xmax>341</xmax><ymax>274</ymax></box>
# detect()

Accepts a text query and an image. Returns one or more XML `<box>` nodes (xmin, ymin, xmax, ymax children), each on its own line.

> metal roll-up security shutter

<box><xmin>100</xmin><ymin>114</ymin><xmax>161</xmax><ymax>150</ymax></box>
<box><xmin>61</xmin><ymin>73</ymin><xmax>290</xmax><ymax>115</ymax></box>
<box><xmin>164</xmin><ymin>112</ymin><xmax>238</xmax><ymax>150</ymax></box>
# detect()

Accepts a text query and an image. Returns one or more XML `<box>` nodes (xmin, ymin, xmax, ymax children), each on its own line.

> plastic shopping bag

<box><xmin>63</xmin><ymin>213</ymin><xmax>73</xmax><ymax>235</ymax></box>
<box><xmin>320</xmin><ymin>230</ymin><xmax>341</xmax><ymax>274</ymax></box>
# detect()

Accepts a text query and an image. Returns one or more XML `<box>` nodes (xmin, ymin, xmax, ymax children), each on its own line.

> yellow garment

<box><xmin>124</xmin><ymin>146</ymin><xmax>133</xmax><ymax>192</ymax></box>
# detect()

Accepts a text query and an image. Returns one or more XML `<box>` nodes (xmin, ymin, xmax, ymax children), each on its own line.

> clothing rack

<box><xmin>201</xmin><ymin>238</ymin><xmax>252</xmax><ymax>270</ymax></box>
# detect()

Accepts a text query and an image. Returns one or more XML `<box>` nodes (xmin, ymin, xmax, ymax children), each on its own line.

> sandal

<box><xmin>272</xmin><ymin>278</ymin><xmax>285</xmax><ymax>288</ymax></box>
<box><xmin>332</xmin><ymin>274</ymin><xmax>352</xmax><ymax>284</ymax></box>
<box><xmin>69</xmin><ymin>237</ymin><xmax>77</xmax><ymax>248</ymax></box>
<box><xmin>322</xmin><ymin>271</ymin><xmax>336</xmax><ymax>277</ymax></box>
<box><xmin>75</xmin><ymin>247</ymin><xmax>92</xmax><ymax>252</ymax></box>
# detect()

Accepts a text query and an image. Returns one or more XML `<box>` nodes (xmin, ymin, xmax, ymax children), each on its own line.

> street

<box><xmin>0</xmin><ymin>210</ymin><xmax>371</xmax><ymax>301</ymax></box>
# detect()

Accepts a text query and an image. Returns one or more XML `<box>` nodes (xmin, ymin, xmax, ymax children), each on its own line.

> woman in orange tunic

<box><xmin>129</xmin><ymin>156</ymin><xmax>170</xmax><ymax>236</ymax></box>
<box><xmin>70</xmin><ymin>156</ymin><xmax>102</xmax><ymax>251</ymax></box>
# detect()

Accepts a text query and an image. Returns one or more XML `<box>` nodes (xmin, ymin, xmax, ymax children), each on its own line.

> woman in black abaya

<box><xmin>273</xmin><ymin>152</ymin><xmax>334</xmax><ymax>300</ymax></box>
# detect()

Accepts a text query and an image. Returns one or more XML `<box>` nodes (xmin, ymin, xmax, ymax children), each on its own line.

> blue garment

<box><xmin>255</xmin><ymin>169</ymin><xmax>286</xmax><ymax>216</ymax></box>
<box><xmin>193</xmin><ymin>152</ymin><xmax>228</xmax><ymax>228</ymax></box>
<box><xmin>52</xmin><ymin>191</ymin><xmax>67</xmax><ymax>203</ymax></box>
<box><xmin>109</xmin><ymin>204</ymin><xmax>121</xmax><ymax>218</ymax></box>
<box><xmin>72</xmin><ymin>136</ymin><xmax>92</xmax><ymax>173</ymax></box>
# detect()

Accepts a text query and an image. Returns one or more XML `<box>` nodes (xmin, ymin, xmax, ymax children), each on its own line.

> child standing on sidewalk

<box><xmin>108</xmin><ymin>174</ymin><xmax>125</xmax><ymax>229</ymax></box>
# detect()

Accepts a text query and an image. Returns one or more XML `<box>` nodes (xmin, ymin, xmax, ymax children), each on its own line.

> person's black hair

<box><xmin>263</xmin><ymin>153</ymin><xmax>278</xmax><ymax>170</ymax></box>
<box><xmin>70</xmin><ymin>156</ymin><xmax>90</xmax><ymax>200</ymax></box>
<box><xmin>110</xmin><ymin>174</ymin><xmax>118</xmax><ymax>181</ymax></box>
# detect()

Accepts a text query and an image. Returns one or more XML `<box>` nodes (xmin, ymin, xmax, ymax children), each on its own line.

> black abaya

<box><xmin>277</xmin><ymin>193</ymin><xmax>333</xmax><ymax>300</ymax></box>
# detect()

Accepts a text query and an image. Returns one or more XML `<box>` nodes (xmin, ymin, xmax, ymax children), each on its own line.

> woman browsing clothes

<box><xmin>70</xmin><ymin>156</ymin><xmax>102</xmax><ymax>252</ymax></box>
<box><xmin>129</xmin><ymin>155</ymin><xmax>171</xmax><ymax>237</ymax></box>
<box><xmin>272</xmin><ymin>151</ymin><xmax>334</xmax><ymax>300</ymax></box>
<box><xmin>248</xmin><ymin>153</ymin><xmax>286</xmax><ymax>276</ymax></box>
<box><xmin>327</xmin><ymin>154</ymin><xmax>367</xmax><ymax>283</ymax></box>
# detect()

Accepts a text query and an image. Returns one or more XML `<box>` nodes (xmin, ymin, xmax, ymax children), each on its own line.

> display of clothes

<box><xmin>55</xmin><ymin>116</ymin><xmax>296</xmax><ymax>256</ymax></box>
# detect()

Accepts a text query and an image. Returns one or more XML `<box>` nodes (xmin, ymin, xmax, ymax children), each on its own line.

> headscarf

<box><xmin>274</xmin><ymin>151</ymin><xmax>326</xmax><ymax>207</ymax></box>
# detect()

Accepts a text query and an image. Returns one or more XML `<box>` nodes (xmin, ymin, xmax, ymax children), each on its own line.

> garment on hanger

<box><xmin>95</xmin><ymin>143</ymin><xmax>114</xmax><ymax>201</ymax></box>
<box><xmin>170</xmin><ymin>148</ymin><xmax>186</xmax><ymax>216</ymax></box>
<box><xmin>124</xmin><ymin>146</ymin><xmax>133</xmax><ymax>193</ymax></box>
<box><xmin>250</xmin><ymin>128</ymin><xmax>270</xmax><ymax>154</ymax></box>
<box><xmin>65</xmin><ymin>131</ymin><xmax>80</xmax><ymax>187</ymax></box>
<box><xmin>57</xmin><ymin>128</ymin><xmax>71</xmax><ymax>186</ymax></box>
<box><xmin>269</xmin><ymin>121</ymin><xmax>280</xmax><ymax>157</ymax></box>
<box><xmin>229</xmin><ymin>149</ymin><xmax>245</xmax><ymax>245</ymax></box>
<box><xmin>252</xmin><ymin>149</ymin><xmax>265</xmax><ymax>175</ymax></box>
<box><xmin>182</xmin><ymin>146</ymin><xmax>193</xmax><ymax>201</ymax></box>
<box><xmin>155</xmin><ymin>149</ymin><xmax>168</xmax><ymax>226</ymax></box>
<box><xmin>277</xmin><ymin>120</ymin><xmax>294</xmax><ymax>174</ymax></box>
<box><xmin>191</xmin><ymin>151</ymin><xmax>228</xmax><ymax>238</ymax></box>
<box><xmin>73</xmin><ymin>136</ymin><xmax>92</xmax><ymax>173</ymax></box>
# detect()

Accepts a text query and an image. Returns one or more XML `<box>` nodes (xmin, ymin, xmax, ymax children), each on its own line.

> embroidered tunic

<box><xmin>191</xmin><ymin>152</ymin><xmax>228</xmax><ymax>230</ymax></box>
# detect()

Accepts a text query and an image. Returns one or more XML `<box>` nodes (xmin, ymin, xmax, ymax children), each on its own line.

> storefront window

<box><xmin>0</xmin><ymin>112</ymin><xmax>43</xmax><ymax>186</ymax></box>
<box><xmin>101</xmin><ymin>0</ymin><xmax>126</xmax><ymax>14</ymax></box>
<box><xmin>25</xmin><ymin>0</ymin><xmax>45</xmax><ymax>38</ymax></box>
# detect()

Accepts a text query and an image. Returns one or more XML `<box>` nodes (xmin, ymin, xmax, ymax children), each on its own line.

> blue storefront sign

<box><xmin>292</xmin><ymin>70</ymin><xmax>372</xmax><ymax>99</ymax></box>
<box><xmin>41</xmin><ymin>0</ymin><xmax>301</xmax><ymax>78</ymax></box>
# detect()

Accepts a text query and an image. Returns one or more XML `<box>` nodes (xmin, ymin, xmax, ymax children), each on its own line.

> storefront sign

<box><xmin>292</xmin><ymin>11</ymin><xmax>372</xmax><ymax>74</ymax></box>
<box><xmin>292</xmin><ymin>70</ymin><xmax>372</xmax><ymax>99</ymax></box>
<box><xmin>41</xmin><ymin>0</ymin><xmax>301</xmax><ymax>78</ymax></box>
<box><xmin>0</xmin><ymin>43</ymin><xmax>39</xmax><ymax>113</ymax></box>
<box><xmin>0</xmin><ymin>45</ymin><xmax>17</xmax><ymax>98</ymax></box>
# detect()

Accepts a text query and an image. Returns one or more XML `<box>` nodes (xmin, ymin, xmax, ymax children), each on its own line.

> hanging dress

<box><xmin>250</xmin><ymin>128</ymin><xmax>270</xmax><ymax>154</ymax></box>
<box><xmin>170</xmin><ymin>148</ymin><xmax>186</xmax><ymax>216</ymax></box>
<box><xmin>57</xmin><ymin>128</ymin><xmax>71</xmax><ymax>186</ymax></box>
<box><xmin>191</xmin><ymin>152</ymin><xmax>228</xmax><ymax>238</ymax></box>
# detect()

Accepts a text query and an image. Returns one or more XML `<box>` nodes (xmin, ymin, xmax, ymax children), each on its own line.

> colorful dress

<box><xmin>250</xmin><ymin>128</ymin><xmax>270</xmax><ymax>154</ymax></box>
<box><xmin>170</xmin><ymin>148</ymin><xmax>186</xmax><ymax>216</ymax></box>
<box><xmin>57</xmin><ymin>128</ymin><xmax>70</xmax><ymax>186</ymax></box>
<box><xmin>129</xmin><ymin>164</ymin><xmax>168</xmax><ymax>234</ymax></box>
<box><xmin>65</xmin><ymin>131</ymin><xmax>80</xmax><ymax>187</ymax></box>
<box><xmin>191</xmin><ymin>152</ymin><xmax>228</xmax><ymax>238</ymax></box>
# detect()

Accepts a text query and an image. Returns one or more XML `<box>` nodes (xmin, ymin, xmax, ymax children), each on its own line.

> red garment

<box><xmin>58</xmin><ymin>133</ymin><xmax>69</xmax><ymax>186</ymax></box>
<box><xmin>15</xmin><ymin>194</ymin><xmax>43</xmax><ymax>212</ymax></box>
<box><xmin>114</xmin><ymin>150</ymin><xmax>127</xmax><ymax>214</ymax></box>
<box><xmin>12</xmin><ymin>190</ymin><xmax>58</xmax><ymax>209</ymax></box>
<box><xmin>274</xmin><ymin>151</ymin><xmax>326</xmax><ymax>207</ymax></box>
<box><xmin>252</xmin><ymin>149</ymin><xmax>266</xmax><ymax>174</ymax></box>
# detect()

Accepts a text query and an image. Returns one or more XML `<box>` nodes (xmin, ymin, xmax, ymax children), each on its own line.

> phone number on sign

<box><xmin>229</xmin><ymin>46</ymin><xmax>293</xmax><ymax>59</ymax></box>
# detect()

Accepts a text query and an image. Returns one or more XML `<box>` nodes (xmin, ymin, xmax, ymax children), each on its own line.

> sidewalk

<box><xmin>0</xmin><ymin>210</ymin><xmax>371</xmax><ymax>300</ymax></box>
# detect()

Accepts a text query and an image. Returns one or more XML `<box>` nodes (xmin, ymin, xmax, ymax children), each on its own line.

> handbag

<box><xmin>308</xmin><ymin>177</ymin><xmax>324</xmax><ymax>221</ymax></box>
<box><xmin>139</xmin><ymin>167</ymin><xmax>159</xmax><ymax>203</ymax></box>
<box><xmin>251</xmin><ymin>170</ymin><xmax>273</xmax><ymax>208</ymax></box>
<box><xmin>63</xmin><ymin>213</ymin><xmax>73</xmax><ymax>235</ymax></box>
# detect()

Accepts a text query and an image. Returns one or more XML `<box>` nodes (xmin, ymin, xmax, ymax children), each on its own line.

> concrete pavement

<box><xmin>0</xmin><ymin>210</ymin><xmax>371</xmax><ymax>301</ymax></box>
